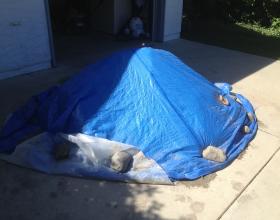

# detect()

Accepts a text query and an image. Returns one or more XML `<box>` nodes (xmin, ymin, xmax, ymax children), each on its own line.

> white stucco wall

<box><xmin>163</xmin><ymin>0</ymin><xmax>183</xmax><ymax>41</ymax></box>
<box><xmin>0</xmin><ymin>0</ymin><xmax>52</xmax><ymax>79</ymax></box>
<box><xmin>152</xmin><ymin>0</ymin><xmax>183</xmax><ymax>42</ymax></box>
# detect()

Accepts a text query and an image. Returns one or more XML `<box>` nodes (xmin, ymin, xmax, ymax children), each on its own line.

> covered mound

<box><xmin>0</xmin><ymin>48</ymin><xmax>257</xmax><ymax>183</ymax></box>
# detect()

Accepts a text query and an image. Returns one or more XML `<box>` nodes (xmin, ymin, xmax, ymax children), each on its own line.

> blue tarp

<box><xmin>0</xmin><ymin>47</ymin><xmax>257</xmax><ymax>181</ymax></box>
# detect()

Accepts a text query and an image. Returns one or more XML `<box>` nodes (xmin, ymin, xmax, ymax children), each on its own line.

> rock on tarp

<box><xmin>0</xmin><ymin>48</ymin><xmax>257</xmax><ymax>183</ymax></box>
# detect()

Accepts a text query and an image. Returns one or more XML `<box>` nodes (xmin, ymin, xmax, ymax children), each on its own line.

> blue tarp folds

<box><xmin>0</xmin><ymin>48</ymin><xmax>257</xmax><ymax>181</ymax></box>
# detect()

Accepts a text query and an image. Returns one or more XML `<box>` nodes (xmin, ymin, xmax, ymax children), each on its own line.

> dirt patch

<box><xmin>190</xmin><ymin>201</ymin><xmax>205</xmax><ymax>213</ymax></box>
<box><xmin>258</xmin><ymin>120</ymin><xmax>268</xmax><ymax>129</ymax></box>
<box><xmin>178</xmin><ymin>173</ymin><xmax>217</xmax><ymax>189</ymax></box>
<box><xmin>231</xmin><ymin>181</ymin><xmax>244</xmax><ymax>191</ymax></box>
<box><xmin>238</xmin><ymin>194</ymin><xmax>254</xmax><ymax>204</ymax></box>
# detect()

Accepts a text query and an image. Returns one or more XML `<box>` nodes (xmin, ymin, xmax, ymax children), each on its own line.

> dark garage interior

<box><xmin>47</xmin><ymin>0</ymin><xmax>154</xmax><ymax>65</ymax></box>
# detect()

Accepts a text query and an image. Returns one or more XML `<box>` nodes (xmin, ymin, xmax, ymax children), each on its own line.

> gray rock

<box><xmin>110</xmin><ymin>148</ymin><xmax>139</xmax><ymax>173</ymax></box>
<box><xmin>202</xmin><ymin>146</ymin><xmax>226</xmax><ymax>163</ymax></box>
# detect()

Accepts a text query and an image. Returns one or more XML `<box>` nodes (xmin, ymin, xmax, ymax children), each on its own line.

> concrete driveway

<box><xmin>0</xmin><ymin>37</ymin><xmax>279</xmax><ymax>220</ymax></box>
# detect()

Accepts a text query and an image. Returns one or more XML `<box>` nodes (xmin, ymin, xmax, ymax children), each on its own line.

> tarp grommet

<box><xmin>218</xmin><ymin>95</ymin><xmax>229</xmax><ymax>106</ymax></box>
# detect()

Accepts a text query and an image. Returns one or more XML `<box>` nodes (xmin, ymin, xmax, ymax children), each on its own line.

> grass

<box><xmin>236</xmin><ymin>22</ymin><xmax>280</xmax><ymax>38</ymax></box>
<box><xmin>181</xmin><ymin>20</ymin><xmax>280</xmax><ymax>60</ymax></box>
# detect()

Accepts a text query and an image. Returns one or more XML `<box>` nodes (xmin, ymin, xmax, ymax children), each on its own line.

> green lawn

<box><xmin>181</xmin><ymin>20</ymin><xmax>280</xmax><ymax>60</ymax></box>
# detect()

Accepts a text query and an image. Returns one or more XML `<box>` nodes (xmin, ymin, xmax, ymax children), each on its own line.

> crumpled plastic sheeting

<box><xmin>0</xmin><ymin>47</ymin><xmax>257</xmax><ymax>182</ymax></box>
<box><xmin>0</xmin><ymin>133</ymin><xmax>172</xmax><ymax>184</ymax></box>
